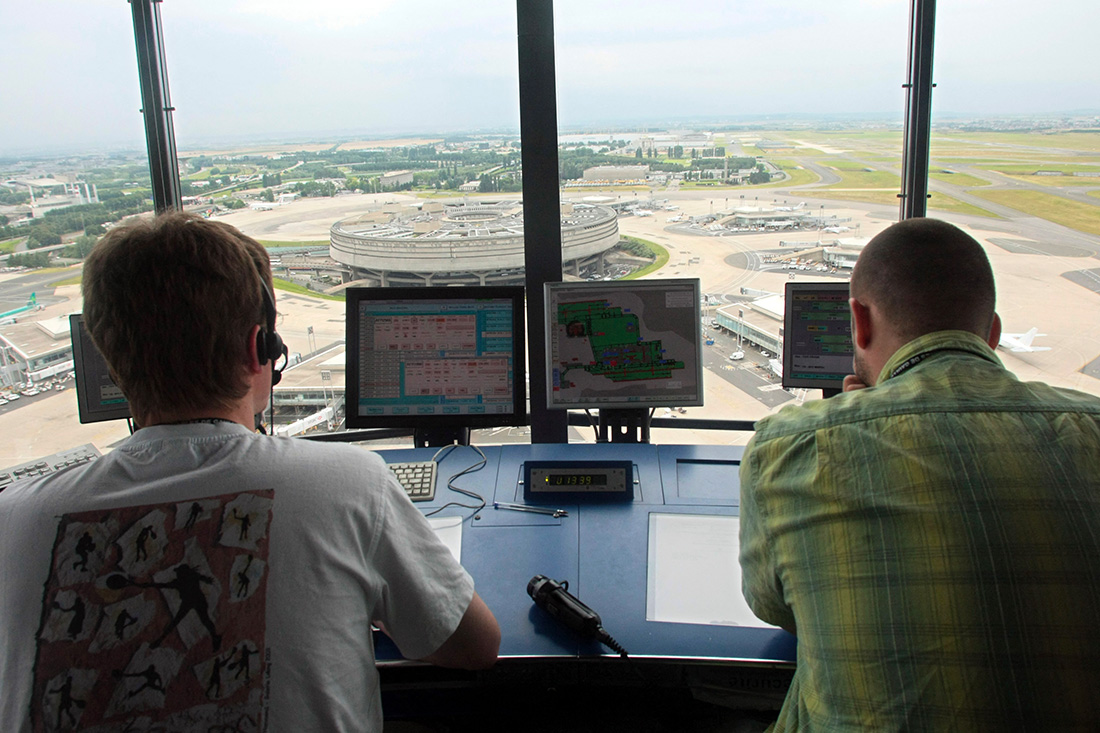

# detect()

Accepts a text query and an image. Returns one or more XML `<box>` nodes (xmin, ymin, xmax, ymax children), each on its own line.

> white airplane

<box><xmin>249</xmin><ymin>201</ymin><xmax>278</xmax><ymax>211</ymax></box>
<box><xmin>824</xmin><ymin>226</ymin><xmax>850</xmax><ymax>233</ymax></box>
<box><xmin>998</xmin><ymin>328</ymin><xmax>1051</xmax><ymax>353</ymax></box>
<box><xmin>775</xmin><ymin>202</ymin><xmax>806</xmax><ymax>212</ymax></box>
<box><xmin>633</xmin><ymin>209</ymin><xmax>654</xmax><ymax>217</ymax></box>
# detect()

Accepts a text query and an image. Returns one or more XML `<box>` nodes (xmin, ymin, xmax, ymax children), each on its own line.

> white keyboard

<box><xmin>388</xmin><ymin>461</ymin><xmax>437</xmax><ymax>502</ymax></box>
<box><xmin>0</xmin><ymin>443</ymin><xmax>101</xmax><ymax>493</ymax></box>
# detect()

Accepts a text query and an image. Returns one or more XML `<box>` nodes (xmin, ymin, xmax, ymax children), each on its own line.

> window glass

<box><xmin>933</xmin><ymin>0</ymin><xmax>1100</xmax><ymax>400</ymax></box>
<box><xmin>0</xmin><ymin>4</ymin><xmax>146</xmax><ymax>467</ymax></box>
<box><xmin>554</xmin><ymin>0</ymin><xmax>908</xmax><ymax>442</ymax></box>
<box><xmin>162</xmin><ymin>1</ymin><xmax>521</xmax><ymax>442</ymax></box>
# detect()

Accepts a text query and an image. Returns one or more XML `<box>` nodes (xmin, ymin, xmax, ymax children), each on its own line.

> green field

<box><xmin>929</xmin><ymin>170</ymin><xmax>991</xmax><ymax>187</ymax></box>
<box><xmin>272</xmin><ymin>277</ymin><xmax>345</xmax><ymax>301</ymax></box>
<box><xmin>619</xmin><ymin>236</ymin><xmax>669</xmax><ymax>279</ymax></box>
<box><xmin>968</xmin><ymin>190</ymin><xmax>1100</xmax><ymax>237</ymax></box>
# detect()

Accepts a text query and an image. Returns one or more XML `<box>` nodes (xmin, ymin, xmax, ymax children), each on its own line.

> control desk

<box><xmin>374</xmin><ymin>442</ymin><xmax>796</xmax><ymax>666</ymax></box>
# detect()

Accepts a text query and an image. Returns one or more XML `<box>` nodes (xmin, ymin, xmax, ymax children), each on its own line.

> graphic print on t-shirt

<box><xmin>32</xmin><ymin>490</ymin><xmax>273</xmax><ymax>732</ymax></box>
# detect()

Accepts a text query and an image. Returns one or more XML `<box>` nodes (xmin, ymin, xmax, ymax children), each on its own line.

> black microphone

<box><xmin>271</xmin><ymin>344</ymin><xmax>289</xmax><ymax>386</ymax></box>
<box><xmin>527</xmin><ymin>575</ymin><xmax>628</xmax><ymax>657</ymax></box>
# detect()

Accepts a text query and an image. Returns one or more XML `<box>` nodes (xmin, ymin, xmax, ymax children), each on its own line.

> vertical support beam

<box><xmin>899</xmin><ymin>0</ymin><xmax>936</xmax><ymax>220</ymax></box>
<box><xmin>517</xmin><ymin>0</ymin><xmax>567</xmax><ymax>443</ymax></box>
<box><xmin>130</xmin><ymin>0</ymin><xmax>182</xmax><ymax>213</ymax></box>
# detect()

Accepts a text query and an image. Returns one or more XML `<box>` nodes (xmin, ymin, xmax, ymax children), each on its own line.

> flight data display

<box><xmin>346</xmin><ymin>287</ymin><xmax>525</xmax><ymax>429</ymax></box>
<box><xmin>782</xmin><ymin>282</ymin><xmax>854</xmax><ymax>390</ymax></box>
<box><xmin>545</xmin><ymin>279</ymin><xmax>703</xmax><ymax>410</ymax></box>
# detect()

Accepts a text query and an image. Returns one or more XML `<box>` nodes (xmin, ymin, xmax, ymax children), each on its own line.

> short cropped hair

<box><xmin>850</xmin><ymin>218</ymin><xmax>996</xmax><ymax>342</ymax></box>
<box><xmin>82</xmin><ymin>211</ymin><xmax>272</xmax><ymax>419</ymax></box>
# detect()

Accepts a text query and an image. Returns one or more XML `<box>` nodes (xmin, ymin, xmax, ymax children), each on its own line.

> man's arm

<box><xmin>739</xmin><ymin>437</ymin><xmax>797</xmax><ymax>635</ymax></box>
<box><xmin>419</xmin><ymin>591</ymin><xmax>500</xmax><ymax>669</ymax></box>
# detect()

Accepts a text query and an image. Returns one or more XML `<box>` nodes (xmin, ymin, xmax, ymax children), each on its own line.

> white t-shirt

<box><xmin>0</xmin><ymin>422</ymin><xmax>474</xmax><ymax>732</ymax></box>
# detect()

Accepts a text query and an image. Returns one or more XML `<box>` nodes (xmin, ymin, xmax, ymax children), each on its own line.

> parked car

<box><xmin>729</xmin><ymin>351</ymin><xmax>745</xmax><ymax>360</ymax></box>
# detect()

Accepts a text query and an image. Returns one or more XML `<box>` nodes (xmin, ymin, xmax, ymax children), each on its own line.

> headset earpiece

<box><xmin>256</xmin><ymin>278</ymin><xmax>287</xmax><ymax>384</ymax></box>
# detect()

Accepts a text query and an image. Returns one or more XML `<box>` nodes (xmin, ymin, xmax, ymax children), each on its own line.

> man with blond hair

<box><xmin>740</xmin><ymin>217</ymin><xmax>1100</xmax><ymax>730</ymax></box>
<box><xmin>0</xmin><ymin>212</ymin><xmax>499</xmax><ymax>731</ymax></box>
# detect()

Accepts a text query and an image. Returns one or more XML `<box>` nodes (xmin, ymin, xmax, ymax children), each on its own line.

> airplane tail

<box><xmin>1017</xmin><ymin>328</ymin><xmax>1039</xmax><ymax>347</ymax></box>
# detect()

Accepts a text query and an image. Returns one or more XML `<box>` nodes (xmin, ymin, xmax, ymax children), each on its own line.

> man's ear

<box><xmin>246</xmin><ymin>324</ymin><xmax>264</xmax><ymax>374</ymax></box>
<box><xmin>849</xmin><ymin>297</ymin><xmax>873</xmax><ymax>349</ymax></box>
<box><xmin>986</xmin><ymin>312</ymin><xmax>1002</xmax><ymax>350</ymax></box>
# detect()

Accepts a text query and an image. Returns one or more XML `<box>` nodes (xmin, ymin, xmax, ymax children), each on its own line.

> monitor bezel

<box><xmin>544</xmin><ymin>278</ymin><xmax>704</xmax><ymax>411</ymax></box>
<box><xmin>344</xmin><ymin>285</ymin><xmax>528</xmax><ymax>431</ymax></box>
<box><xmin>781</xmin><ymin>281</ymin><xmax>853</xmax><ymax>391</ymax></box>
<box><xmin>69</xmin><ymin>313</ymin><xmax>133</xmax><ymax>424</ymax></box>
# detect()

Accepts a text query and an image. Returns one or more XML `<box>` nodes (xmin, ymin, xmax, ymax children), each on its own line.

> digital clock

<box><xmin>523</xmin><ymin>460</ymin><xmax>634</xmax><ymax>503</ymax></box>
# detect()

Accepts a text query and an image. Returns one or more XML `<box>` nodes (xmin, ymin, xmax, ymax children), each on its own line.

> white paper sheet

<box><xmin>427</xmin><ymin>515</ymin><xmax>464</xmax><ymax>564</ymax></box>
<box><xmin>646</xmin><ymin>513</ymin><xmax>776</xmax><ymax>628</ymax></box>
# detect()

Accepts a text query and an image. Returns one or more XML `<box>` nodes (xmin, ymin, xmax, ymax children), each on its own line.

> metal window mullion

<box><xmin>130</xmin><ymin>0</ymin><xmax>182</xmax><ymax>213</ymax></box>
<box><xmin>899</xmin><ymin>0</ymin><xmax>936</xmax><ymax>220</ymax></box>
<box><xmin>517</xmin><ymin>0</ymin><xmax>567</xmax><ymax>443</ymax></box>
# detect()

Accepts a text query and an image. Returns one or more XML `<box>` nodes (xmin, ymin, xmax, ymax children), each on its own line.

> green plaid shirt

<box><xmin>740</xmin><ymin>330</ymin><xmax>1100</xmax><ymax>731</ymax></box>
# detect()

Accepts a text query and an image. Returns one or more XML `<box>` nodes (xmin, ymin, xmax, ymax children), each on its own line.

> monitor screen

<box><xmin>545</xmin><ymin>278</ymin><xmax>704</xmax><ymax>410</ymax></box>
<box><xmin>345</xmin><ymin>286</ymin><xmax>527</xmax><ymax>430</ymax></box>
<box><xmin>69</xmin><ymin>313</ymin><xmax>132</xmax><ymax>423</ymax></box>
<box><xmin>781</xmin><ymin>282</ymin><xmax>854</xmax><ymax>391</ymax></box>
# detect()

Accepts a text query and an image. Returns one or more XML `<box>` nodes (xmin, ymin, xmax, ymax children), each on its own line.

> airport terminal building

<box><xmin>329</xmin><ymin>200</ymin><xmax>620</xmax><ymax>287</ymax></box>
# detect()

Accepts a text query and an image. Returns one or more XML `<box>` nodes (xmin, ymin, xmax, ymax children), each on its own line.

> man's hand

<box><xmin>842</xmin><ymin>375</ymin><xmax>869</xmax><ymax>392</ymax></box>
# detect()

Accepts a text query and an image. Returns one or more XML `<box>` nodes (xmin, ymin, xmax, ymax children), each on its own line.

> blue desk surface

<box><xmin>376</xmin><ymin>443</ymin><xmax>796</xmax><ymax>666</ymax></box>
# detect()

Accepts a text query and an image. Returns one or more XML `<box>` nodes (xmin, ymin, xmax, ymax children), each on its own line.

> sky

<box><xmin>1</xmin><ymin>0</ymin><xmax>1097</xmax><ymax>156</ymax></box>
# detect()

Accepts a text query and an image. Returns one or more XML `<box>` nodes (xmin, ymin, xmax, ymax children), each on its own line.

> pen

<box><xmin>493</xmin><ymin>502</ymin><xmax>568</xmax><ymax>518</ymax></box>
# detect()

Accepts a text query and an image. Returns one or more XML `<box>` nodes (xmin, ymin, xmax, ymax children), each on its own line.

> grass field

<box><xmin>929</xmin><ymin>170</ymin><xmax>991</xmax><ymax>187</ymax></box>
<box><xmin>932</xmin><ymin>131</ymin><xmax>1100</xmax><ymax>153</ymax></box>
<box><xmin>273</xmin><ymin>277</ymin><xmax>345</xmax><ymax>301</ymax></box>
<box><xmin>820</xmin><ymin>165</ymin><xmax>901</xmax><ymax>189</ymax></box>
<box><xmin>619</xmin><ymin>236</ymin><xmax>669</xmax><ymax>279</ymax></box>
<box><xmin>760</xmin><ymin>160</ymin><xmax>819</xmax><ymax>188</ymax></box>
<box><xmin>968</xmin><ymin>189</ymin><xmax>1100</xmax><ymax>236</ymax></box>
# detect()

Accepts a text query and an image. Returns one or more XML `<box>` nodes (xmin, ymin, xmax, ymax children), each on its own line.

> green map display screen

<box><xmin>545</xmin><ymin>279</ymin><xmax>704</xmax><ymax>409</ymax></box>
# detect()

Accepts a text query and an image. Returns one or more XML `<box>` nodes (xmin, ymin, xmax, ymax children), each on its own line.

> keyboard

<box><xmin>388</xmin><ymin>461</ymin><xmax>437</xmax><ymax>502</ymax></box>
<box><xmin>0</xmin><ymin>443</ymin><xmax>101</xmax><ymax>493</ymax></box>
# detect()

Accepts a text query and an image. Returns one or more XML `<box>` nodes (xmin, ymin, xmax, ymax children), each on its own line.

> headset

<box><xmin>256</xmin><ymin>276</ymin><xmax>288</xmax><ymax>386</ymax></box>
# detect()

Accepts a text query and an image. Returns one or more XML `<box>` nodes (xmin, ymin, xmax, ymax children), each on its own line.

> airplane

<box><xmin>998</xmin><ymin>328</ymin><xmax>1051</xmax><ymax>353</ymax></box>
<box><xmin>775</xmin><ymin>202</ymin><xmax>806</xmax><ymax>212</ymax></box>
<box><xmin>824</xmin><ymin>226</ymin><xmax>850</xmax><ymax>233</ymax></box>
<box><xmin>249</xmin><ymin>201</ymin><xmax>278</xmax><ymax>211</ymax></box>
<box><xmin>633</xmin><ymin>209</ymin><xmax>654</xmax><ymax>217</ymax></box>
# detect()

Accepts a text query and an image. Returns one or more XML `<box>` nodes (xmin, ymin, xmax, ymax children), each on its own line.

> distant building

<box><xmin>581</xmin><ymin>165</ymin><xmax>649</xmax><ymax>181</ymax></box>
<box><xmin>0</xmin><ymin>315</ymin><xmax>74</xmax><ymax>388</ymax></box>
<box><xmin>330</xmin><ymin>200</ymin><xmax>619</xmax><ymax>287</ymax></box>
<box><xmin>379</xmin><ymin>170</ymin><xmax>414</xmax><ymax>189</ymax></box>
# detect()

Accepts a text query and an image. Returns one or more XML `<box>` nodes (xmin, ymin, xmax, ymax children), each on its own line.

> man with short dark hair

<box><xmin>739</xmin><ymin>217</ymin><xmax>1100</xmax><ymax>730</ymax></box>
<box><xmin>0</xmin><ymin>212</ymin><xmax>500</xmax><ymax>731</ymax></box>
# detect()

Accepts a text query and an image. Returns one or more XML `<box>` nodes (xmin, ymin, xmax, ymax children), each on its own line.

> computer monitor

<box><xmin>345</xmin><ymin>286</ymin><xmax>527</xmax><ymax>444</ymax></box>
<box><xmin>545</xmin><ymin>278</ymin><xmax>704</xmax><ymax>411</ymax></box>
<box><xmin>69</xmin><ymin>313</ymin><xmax>132</xmax><ymax>424</ymax></box>
<box><xmin>781</xmin><ymin>281</ymin><xmax>854</xmax><ymax>394</ymax></box>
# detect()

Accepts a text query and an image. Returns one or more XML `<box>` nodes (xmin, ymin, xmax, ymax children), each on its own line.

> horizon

<box><xmin>4</xmin><ymin>111</ymin><xmax>1100</xmax><ymax>162</ymax></box>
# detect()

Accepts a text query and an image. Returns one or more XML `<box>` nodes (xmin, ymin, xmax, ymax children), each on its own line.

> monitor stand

<box><xmin>413</xmin><ymin>427</ymin><xmax>471</xmax><ymax>448</ymax></box>
<box><xmin>822</xmin><ymin>388</ymin><xmax>841</xmax><ymax>399</ymax></box>
<box><xmin>597</xmin><ymin>408</ymin><xmax>650</xmax><ymax>444</ymax></box>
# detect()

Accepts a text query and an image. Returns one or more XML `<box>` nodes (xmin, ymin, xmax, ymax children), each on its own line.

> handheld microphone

<box><xmin>527</xmin><ymin>574</ymin><xmax>628</xmax><ymax>657</ymax></box>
